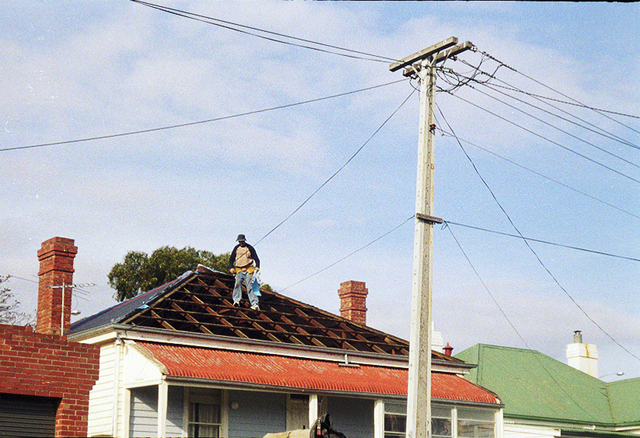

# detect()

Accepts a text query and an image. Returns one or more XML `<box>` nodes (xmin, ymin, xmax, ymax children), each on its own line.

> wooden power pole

<box><xmin>390</xmin><ymin>37</ymin><xmax>472</xmax><ymax>438</ymax></box>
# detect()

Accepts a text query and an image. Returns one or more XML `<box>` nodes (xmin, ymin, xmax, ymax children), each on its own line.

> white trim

<box><xmin>309</xmin><ymin>395</ymin><xmax>319</xmax><ymax>427</ymax></box>
<box><xmin>123</xmin><ymin>388</ymin><xmax>131</xmax><ymax>438</ymax></box>
<box><xmin>374</xmin><ymin>399</ymin><xmax>385</xmax><ymax>438</ymax></box>
<box><xmin>112</xmin><ymin>338</ymin><xmax>123</xmax><ymax>437</ymax></box>
<box><xmin>158</xmin><ymin>380</ymin><xmax>168</xmax><ymax>438</ymax></box>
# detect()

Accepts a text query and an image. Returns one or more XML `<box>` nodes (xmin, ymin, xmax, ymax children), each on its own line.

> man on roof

<box><xmin>229</xmin><ymin>234</ymin><xmax>261</xmax><ymax>310</ymax></box>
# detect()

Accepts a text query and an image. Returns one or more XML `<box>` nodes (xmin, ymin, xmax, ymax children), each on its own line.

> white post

<box><xmin>374</xmin><ymin>400</ymin><xmax>385</xmax><ymax>438</ymax></box>
<box><xmin>309</xmin><ymin>394</ymin><xmax>319</xmax><ymax>427</ymax></box>
<box><xmin>158</xmin><ymin>380</ymin><xmax>168</xmax><ymax>438</ymax></box>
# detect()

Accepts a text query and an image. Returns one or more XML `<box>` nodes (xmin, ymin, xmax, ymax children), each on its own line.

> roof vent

<box><xmin>573</xmin><ymin>330</ymin><xmax>583</xmax><ymax>343</ymax></box>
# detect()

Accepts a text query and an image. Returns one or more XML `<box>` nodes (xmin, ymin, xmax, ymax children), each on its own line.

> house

<box><xmin>58</xmin><ymin>241</ymin><xmax>505</xmax><ymax>437</ymax></box>
<box><xmin>455</xmin><ymin>338</ymin><xmax>640</xmax><ymax>438</ymax></box>
<box><xmin>0</xmin><ymin>237</ymin><xmax>100</xmax><ymax>437</ymax></box>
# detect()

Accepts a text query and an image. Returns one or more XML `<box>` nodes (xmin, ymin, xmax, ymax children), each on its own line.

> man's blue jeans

<box><xmin>233</xmin><ymin>271</ymin><xmax>259</xmax><ymax>306</ymax></box>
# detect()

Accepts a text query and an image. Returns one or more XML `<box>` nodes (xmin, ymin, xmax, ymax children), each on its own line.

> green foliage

<box><xmin>108</xmin><ymin>246</ymin><xmax>230</xmax><ymax>301</ymax></box>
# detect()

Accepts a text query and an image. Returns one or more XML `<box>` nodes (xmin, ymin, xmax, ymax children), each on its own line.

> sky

<box><xmin>2</xmin><ymin>1</ymin><xmax>639</xmax><ymax>382</ymax></box>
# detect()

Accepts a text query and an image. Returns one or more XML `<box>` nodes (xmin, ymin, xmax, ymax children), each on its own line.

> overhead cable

<box><xmin>280</xmin><ymin>215</ymin><xmax>414</xmax><ymax>292</ymax></box>
<box><xmin>255</xmin><ymin>88</ymin><xmax>417</xmax><ymax>245</ymax></box>
<box><xmin>444</xmin><ymin>221</ymin><xmax>640</xmax><ymax>263</ymax></box>
<box><xmin>478</xmin><ymin>50</ymin><xmax>640</xmax><ymax>136</ymax></box>
<box><xmin>439</xmin><ymin>106</ymin><xmax>640</xmax><ymax>364</ymax></box>
<box><xmin>131</xmin><ymin>0</ymin><xmax>396</xmax><ymax>64</ymax></box>
<box><xmin>445</xmin><ymin>224</ymin><xmax>603</xmax><ymax>422</ymax></box>
<box><xmin>1</xmin><ymin>80</ymin><xmax>406</xmax><ymax>153</ymax></box>
<box><xmin>475</xmin><ymin>75</ymin><xmax>640</xmax><ymax>151</ymax></box>
<box><xmin>465</xmin><ymin>83</ymin><xmax>640</xmax><ymax>169</ymax></box>
<box><xmin>447</xmin><ymin>92</ymin><xmax>640</xmax><ymax>185</ymax></box>
<box><xmin>436</xmin><ymin>129</ymin><xmax>640</xmax><ymax>221</ymax></box>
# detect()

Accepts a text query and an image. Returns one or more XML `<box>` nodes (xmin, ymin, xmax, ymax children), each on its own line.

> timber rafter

<box><xmin>123</xmin><ymin>271</ymin><xmax>410</xmax><ymax>356</ymax></box>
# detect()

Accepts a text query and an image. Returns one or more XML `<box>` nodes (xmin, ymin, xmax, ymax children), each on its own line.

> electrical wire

<box><xmin>254</xmin><ymin>88</ymin><xmax>417</xmax><ymax>245</ymax></box>
<box><xmin>462</xmin><ymin>81</ymin><xmax>640</xmax><ymax>169</ymax></box>
<box><xmin>444</xmin><ymin>221</ymin><xmax>640</xmax><ymax>263</ymax></box>
<box><xmin>446</xmin><ymin>91</ymin><xmax>640</xmax><ymax>185</ymax></box>
<box><xmin>279</xmin><ymin>215</ymin><xmax>415</xmax><ymax>292</ymax></box>
<box><xmin>474</xmin><ymin>75</ymin><xmax>640</xmax><ymax>151</ymax></box>
<box><xmin>436</xmin><ymin>129</ymin><xmax>640</xmax><ymax>222</ymax></box>
<box><xmin>444</xmin><ymin>224</ymin><xmax>603</xmax><ymax>423</ymax></box>
<box><xmin>131</xmin><ymin>0</ymin><xmax>396</xmax><ymax>64</ymax></box>
<box><xmin>1</xmin><ymin>80</ymin><xmax>406</xmax><ymax>153</ymax></box>
<box><xmin>438</xmin><ymin>106</ymin><xmax>640</xmax><ymax>364</ymax></box>
<box><xmin>478</xmin><ymin>50</ymin><xmax>640</xmax><ymax>135</ymax></box>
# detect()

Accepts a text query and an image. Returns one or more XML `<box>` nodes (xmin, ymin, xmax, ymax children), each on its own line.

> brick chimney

<box><xmin>338</xmin><ymin>280</ymin><xmax>368</xmax><ymax>325</ymax></box>
<box><xmin>37</xmin><ymin>237</ymin><xmax>78</xmax><ymax>336</ymax></box>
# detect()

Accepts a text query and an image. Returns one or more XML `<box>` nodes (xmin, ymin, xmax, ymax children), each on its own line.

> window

<box><xmin>432</xmin><ymin>406</ymin><xmax>452</xmax><ymax>438</ymax></box>
<box><xmin>188</xmin><ymin>389</ymin><xmax>222</xmax><ymax>438</ymax></box>
<box><xmin>382</xmin><ymin>403</ymin><xmax>495</xmax><ymax>438</ymax></box>
<box><xmin>457</xmin><ymin>408</ymin><xmax>495</xmax><ymax>438</ymax></box>
<box><xmin>384</xmin><ymin>402</ymin><xmax>406</xmax><ymax>438</ymax></box>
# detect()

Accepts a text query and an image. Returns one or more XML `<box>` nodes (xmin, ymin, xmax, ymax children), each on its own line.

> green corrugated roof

<box><xmin>455</xmin><ymin>344</ymin><xmax>633</xmax><ymax>427</ymax></box>
<box><xmin>605</xmin><ymin>378</ymin><xmax>640</xmax><ymax>426</ymax></box>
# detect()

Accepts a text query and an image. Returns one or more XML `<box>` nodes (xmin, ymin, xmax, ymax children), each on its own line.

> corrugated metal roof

<box><xmin>137</xmin><ymin>341</ymin><xmax>500</xmax><ymax>404</ymax></box>
<box><xmin>456</xmin><ymin>344</ymin><xmax>628</xmax><ymax>426</ymax></box>
<box><xmin>69</xmin><ymin>271</ymin><xmax>193</xmax><ymax>334</ymax></box>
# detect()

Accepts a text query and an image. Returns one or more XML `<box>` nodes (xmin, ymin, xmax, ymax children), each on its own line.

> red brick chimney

<box><xmin>37</xmin><ymin>237</ymin><xmax>78</xmax><ymax>336</ymax></box>
<box><xmin>338</xmin><ymin>280</ymin><xmax>368</xmax><ymax>325</ymax></box>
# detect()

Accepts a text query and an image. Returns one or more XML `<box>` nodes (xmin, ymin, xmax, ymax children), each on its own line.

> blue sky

<box><xmin>2</xmin><ymin>1</ymin><xmax>639</xmax><ymax>381</ymax></box>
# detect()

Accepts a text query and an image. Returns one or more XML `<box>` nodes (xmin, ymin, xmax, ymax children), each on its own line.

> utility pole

<box><xmin>390</xmin><ymin>37</ymin><xmax>472</xmax><ymax>438</ymax></box>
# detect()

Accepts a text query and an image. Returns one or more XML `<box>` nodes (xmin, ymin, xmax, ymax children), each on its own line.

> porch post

<box><xmin>158</xmin><ymin>380</ymin><xmax>168</xmax><ymax>438</ymax></box>
<box><xmin>309</xmin><ymin>394</ymin><xmax>319</xmax><ymax>426</ymax></box>
<box><xmin>374</xmin><ymin>400</ymin><xmax>385</xmax><ymax>438</ymax></box>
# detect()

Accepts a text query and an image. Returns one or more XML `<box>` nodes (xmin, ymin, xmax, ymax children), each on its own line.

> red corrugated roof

<box><xmin>137</xmin><ymin>342</ymin><xmax>499</xmax><ymax>404</ymax></box>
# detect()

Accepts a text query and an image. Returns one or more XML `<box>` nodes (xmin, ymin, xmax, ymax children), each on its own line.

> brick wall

<box><xmin>338</xmin><ymin>280</ymin><xmax>368</xmax><ymax>325</ymax></box>
<box><xmin>37</xmin><ymin>237</ymin><xmax>78</xmax><ymax>336</ymax></box>
<box><xmin>0</xmin><ymin>324</ymin><xmax>100</xmax><ymax>437</ymax></box>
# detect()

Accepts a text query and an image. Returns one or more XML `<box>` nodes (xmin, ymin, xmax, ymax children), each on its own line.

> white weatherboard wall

<box><xmin>87</xmin><ymin>340</ymin><xmax>166</xmax><ymax>438</ymax></box>
<box><xmin>87</xmin><ymin>342</ymin><xmax>118</xmax><ymax>437</ymax></box>
<box><xmin>504</xmin><ymin>423</ymin><xmax>560</xmax><ymax>438</ymax></box>
<box><xmin>129</xmin><ymin>386</ymin><xmax>184</xmax><ymax>438</ymax></box>
<box><xmin>228</xmin><ymin>390</ymin><xmax>287</xmax><ymax>437</ymax></box>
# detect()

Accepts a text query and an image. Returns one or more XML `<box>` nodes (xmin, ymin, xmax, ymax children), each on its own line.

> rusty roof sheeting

<box><xmin>137</xmin><ymin>342</ymin><xmax>499</xmax><ymax>404</ymax></box>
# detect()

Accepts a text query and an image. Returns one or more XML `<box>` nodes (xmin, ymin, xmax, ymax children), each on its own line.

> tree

<box><xmin>0</xmin><ymin>275</ymin><xmax>34</xmax><ymax>325</ymax></box>
<box><xmin>108</xmin><ymin>246</ymin><xmax>231</xmax><ymax>301</ymax></box>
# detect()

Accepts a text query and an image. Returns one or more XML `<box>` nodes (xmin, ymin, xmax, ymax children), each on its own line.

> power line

<box><xmin>439</xmin><ymin>106</ymin><xmax>640</xmax><ymax>364</ymax></box>
<box><xmin>446</xmin><ymin>91</ymin><xmax>640</xmax><ymax>185</ymax></box>
<box><xmin>462</xmin><ymin>73</ymin><xmax>640</xmax><ymax>167</ymax></box>
<box><xmin>1</xmin><ymin>80</ymin><xmax>405</xmax><ymax>153</ymax></box>
<box><xmin>436</xmin><ymin>129</ymin><xmax>640</xmax><ymax>222</ymax></box>
<box><xmin>280</xmin><ymin>215</ymin><xmax>415</xmax><ymax>292</ymax></box>
<box><xmin>254</xmin><ymin>88</ymin><xmax>417</xmax><ymax>246</ymax></box>
<box><xmin>444</xmin><ymin>224</ymin><xmax>604</xmax><ymax>423</ymax></box>
<box><xmin>475</xmin><ymin>76</ymin><xmax>640</xmax><ymax>151</ymax></box>
<box><xmin>444</xmin><ymin>221</ymin><xmax>640</xmax><ymax>263</ymax></box>
<box><xmin>131</xmin><ymin>0</ymin><xmax>396</xmax><ymax>64</ymax></box>
<box><xmin>478</xmin><ymin>50</ymin><xmax>640</xmax><ymax>136</ymax></box>
<box><xmin>462</xmin><ymin>80</ymin><xmax>640</xmax><ymax>169</ymax></box>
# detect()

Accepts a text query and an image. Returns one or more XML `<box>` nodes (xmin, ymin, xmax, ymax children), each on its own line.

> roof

<box><xmin>605</xmin><ymin>377</ymin><xmax>640</xmax><ymax>427</ymax></box>
<box><xmin>456</xmin><ymin>344</ymin><xmax>640</xmax><ymax>429</ymax></box>
<box><xmin>70</xmin><ymin>268</ymin><xmax>458</xmax><ymax>361</ymax></box>
<box><xmin>136</xmin><ymin>341</ymin><xmax>500</xmax><ymax>404</ymax></box>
